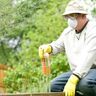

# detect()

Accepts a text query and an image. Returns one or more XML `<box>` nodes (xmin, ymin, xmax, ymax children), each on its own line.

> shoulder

<box><xmin>86</xmin><ymin>19</ymin><xmax>96</xmax><ymax>36</ymax></box>
<box><xmin>61</xmin><ymin>27</ymin><xmax>74</xmax><ymax>36</ymax></box>
<box><xmin>87</xmin><ymin>19</ymin><xmax>96</xmax><ymax>30</ymax></box>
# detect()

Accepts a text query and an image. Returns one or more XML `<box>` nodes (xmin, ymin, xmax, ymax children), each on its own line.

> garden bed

<box><xmin>1</xmin><ymin>92</ymin><xmax>64</xmax><ymax>96</ymax></box>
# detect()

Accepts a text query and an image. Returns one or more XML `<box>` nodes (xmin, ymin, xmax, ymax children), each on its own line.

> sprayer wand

<box><xmin>41</xmin><ymin>53</ymin><xmax>51</xmax><ymax>92</ymax></box>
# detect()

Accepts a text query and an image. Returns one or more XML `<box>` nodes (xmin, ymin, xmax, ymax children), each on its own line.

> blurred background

<box><xmin>0</xmin><ymin>0</ymin><xmax>96</xmax><ymax>93</ymax></box>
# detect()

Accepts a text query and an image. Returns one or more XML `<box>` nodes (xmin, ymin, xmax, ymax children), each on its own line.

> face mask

<box><xmin>68</xmin><ymin>17</ymin><xmax>77</xmax><ymax>28</ymax></box>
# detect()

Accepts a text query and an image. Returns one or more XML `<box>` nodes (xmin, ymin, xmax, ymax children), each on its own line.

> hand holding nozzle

<box><xmin>39</xmin><ymin>44</ymin><xmax>52</xmax><ymax>59</ymax></box>
<box><xmin>39</xmin><ymin>44</ymin><xmax>52</xmax><ymax>75</ymax></box>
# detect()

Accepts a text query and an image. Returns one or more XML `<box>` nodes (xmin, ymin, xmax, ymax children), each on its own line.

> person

<box><xmin>39</xmin><ymin>0</ymin><xmax>96</xmax><ymax>96</ymax></box>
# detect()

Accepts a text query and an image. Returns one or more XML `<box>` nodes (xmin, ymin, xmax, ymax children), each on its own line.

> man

<box><xmin>39</xmin><ymin>0</ymin><xmax>96</xmax><ymax>96</ymax></box>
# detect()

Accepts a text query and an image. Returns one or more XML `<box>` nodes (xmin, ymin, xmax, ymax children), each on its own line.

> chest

<box><xmin>64</xmin><ymin>31</ymin><xmax>86</xmax><ymax>54</ymax></box>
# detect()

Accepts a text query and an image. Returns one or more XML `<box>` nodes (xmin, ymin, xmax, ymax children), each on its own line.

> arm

<box><xmin>50</xmin><ymin>31</ymin><xmax>66</xmax><ymax>55</ymax></box>
<box><xmin>50</xmin><ymin>27</ymin><xmax>73</xmax><ymax>55</ymax></box>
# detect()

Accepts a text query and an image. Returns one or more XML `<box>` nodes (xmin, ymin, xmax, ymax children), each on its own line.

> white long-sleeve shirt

<box><xmin>50</xmin><ymin>20</ymin><xmax>96</xmax><ymax>78</ymax></box>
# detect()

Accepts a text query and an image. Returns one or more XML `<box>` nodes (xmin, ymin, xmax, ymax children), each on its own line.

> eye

<box><xmin>69</xmin><ymin>17</ymin><xmax>75</xmax><ymax>20</ymax></box>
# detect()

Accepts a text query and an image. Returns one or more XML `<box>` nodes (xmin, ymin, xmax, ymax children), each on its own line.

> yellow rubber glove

<box><xmin>39</xmin><ymin>44</ymin><xmax>52</xmax><ymax>59</ymax></box>
<box><xmin>63</xmin><ymin>75</ymin><xmax>79</xmax><ymax>96</ymax></box>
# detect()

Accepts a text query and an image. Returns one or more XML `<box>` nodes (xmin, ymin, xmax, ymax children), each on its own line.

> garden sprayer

<box><xmin>41</xmin><ymin>53</ymin><xmax>51</xmax><ymax>92</ymax></box>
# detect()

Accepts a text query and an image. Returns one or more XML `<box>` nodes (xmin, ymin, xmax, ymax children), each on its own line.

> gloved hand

<box><xmin>63</xmin><ymin>74</ymin><xmax>79</xmax><ymax>96</ymax></box>
<box><xmin>39</xmin><ymin>44</ymin><xmax>52</xmax><ymax>59</ymax></box>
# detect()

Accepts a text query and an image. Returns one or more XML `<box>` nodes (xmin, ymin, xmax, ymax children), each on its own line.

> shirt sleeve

<box><xmin>73</xmin><ymin>27</ymin><xmax>96</xmax><ymax>78</ymax></box>
<box><xmin>50</xmin><ymin>32</ymin><xmax>65</xmax><ymax>55</ymax></box>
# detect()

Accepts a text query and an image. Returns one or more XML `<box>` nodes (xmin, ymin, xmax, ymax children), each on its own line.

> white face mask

<box><xmin>68</xmin><ymin>17</ymin><xmax>77</xmax><ymax>28</ymax></box>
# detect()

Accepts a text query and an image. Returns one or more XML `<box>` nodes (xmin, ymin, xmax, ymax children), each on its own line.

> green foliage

<box><xmin>92</xmin><ymin>8</ymin><xmax>96</xmax><ymax>16</ymax></box>
<box><xmin>4</xmin><ymin>63</ymin><xmax>44</xmax><ymax>93</ymax></box>
<box><xmin>91</xmin><ymin>0</ymin><xmax>96</xmax><ymax>16</ymax></box>
<box><xmin>0</xmin><ymin>0</ymin><xmax>20</xmax><ymax>65</ymax></box>
<box><xmin>51</xmin><ymin>54</ymin><xmax>69</xmax><ymax>78</ymax></box>
<box><xmin>2</xmin><ymin>0</ymin><xmax>70</xmax><ymax>93</ymax></box>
